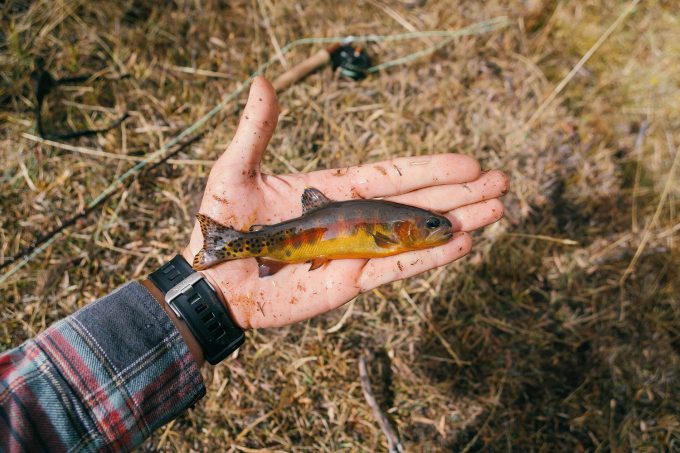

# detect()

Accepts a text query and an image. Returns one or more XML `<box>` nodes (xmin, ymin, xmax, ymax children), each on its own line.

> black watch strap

<box><xmin>148</xmin><ymin>255</ymin><xmax>245</xmax><ymax>365</ymax></box>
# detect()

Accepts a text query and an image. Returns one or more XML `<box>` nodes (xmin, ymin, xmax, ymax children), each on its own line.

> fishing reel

<box><xmin>329</xmin><ymin>43</ymin><xmax>372</xmax><ymax>81</ymax></box>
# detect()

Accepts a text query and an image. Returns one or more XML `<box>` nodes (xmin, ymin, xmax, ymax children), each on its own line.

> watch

<box><xmin>148</xmin><ymin>255</ymin><xmax>245</xmax><ymax>364</ymax></box>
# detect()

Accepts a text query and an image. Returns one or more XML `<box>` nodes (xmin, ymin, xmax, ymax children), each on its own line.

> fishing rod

<box><xmin>272</xmin><ymin>41</ymin><xmax>372</xmax><ymax>90</ymax></box>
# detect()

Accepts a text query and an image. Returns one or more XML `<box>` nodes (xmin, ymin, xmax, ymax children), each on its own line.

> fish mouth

<box><xmin>426</xmin><ymin>227</ymin><xmax>454</xmax><ymax>243</ymax></box>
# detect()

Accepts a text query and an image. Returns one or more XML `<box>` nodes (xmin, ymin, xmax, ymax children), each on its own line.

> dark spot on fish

<box><xmin>392</xmin><ymin>164</ymin><xmax>403</xmax><ymax>176</ymax></box>
<box><xmin>374</xmin><ymin>165</ymin><xmax>387</xmax><ymax>175</ymax></box>
<box><xmin>332</xmin><ymin>167</ymin><xmax>348</xmax><ymax>177</ymax></box>
<box><xmin>397</xmin><ymin>261</ymin><xmax>404</xmax><ymax>271</ymax></box>
<box><xmin>248</xmin><ymin>169</ymin><xmax>257</xmax><ymax>178</ymax></box>
<box><xmin>286</xmin><ymin>250</ymin><xmax>292</xmax><ymax>257</ymax></box>
<box><xmin>258</xmin><ymin>98</ymin><xmax>262</xmax><ymax>101</ymax></box>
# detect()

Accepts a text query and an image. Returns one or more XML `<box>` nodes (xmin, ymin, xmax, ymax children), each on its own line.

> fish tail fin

<box><xmin>192</xmin><ymin>214</ymin><xmax>242</xmax><ymax>270</ymax></box>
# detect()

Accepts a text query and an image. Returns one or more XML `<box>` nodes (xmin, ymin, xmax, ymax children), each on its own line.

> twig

<box><xmin>459</xmin><ymin>376</ymin><xmax>506</xmax><ymax>453</ymax></box>
<box><xmin>620</xmin><ymin>129</ymin><xmax>679</xmax><ymax>284</ymax></box>
<box><xmin>259</xmin><ymin>1</ymin><xmax>288</xmax><ymax>69</ymax></box>
<box><xmin>22</xmin><ymin>133</ymin><xmax>214</xmax><ymax>166</ymax></box>
<box><xmin>368</xmin><ymin>0</ymin><xmax>435</xmax><ymax>46</ymax></box>
<box><xmin>400</xmin><ymin>289</ymin><xmax>467</xmax><ymax>366</ymax></box>
<box><xmin>506</xmin><ymin>232</ymin><xmax>578</xmax><ymax>245</ymax></box>
<box><xmin>631</xmin><ymin>119</ymin><xmax>650</xmax><ymax>231</ymax></box>
<box><xmin>0</xmin><ymin>132</ymin><xmax>205</xmax><ymax>277</ymax></box>
<box><xmin>359</xmin><ymin>355</ymin><xmax>403</xmax><ymax>453</ymax></box>
<box><xmin>326</xmin><ymin>299</ymin><xmax>355</xmax><ymax>333</ymax></box>
<box><xmin>164</xmin><ymin>64</ymin><xmax>234</xmax><ymax>80</ymax></box>
<box><xmin>234</xmin><ymin>408</ymin><xmax>277</xmax><ymax>443</ymax></box>
<box><xmin>522</xmin><ymin>0</ymin><xmax>640</xmax><ymax>131</ymax></box>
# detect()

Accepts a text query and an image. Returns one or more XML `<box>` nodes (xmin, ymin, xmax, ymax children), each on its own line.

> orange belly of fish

<box><xmin>264</xmin><ymin>226</ymin><xmax>401</xmax><ymax>263</ymax></box>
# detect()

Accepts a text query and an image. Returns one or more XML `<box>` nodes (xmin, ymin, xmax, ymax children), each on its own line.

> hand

<box><xmin>183</xmin><ymin>77</ymin><xmax>508</xmax><ymax>330</ymax></box>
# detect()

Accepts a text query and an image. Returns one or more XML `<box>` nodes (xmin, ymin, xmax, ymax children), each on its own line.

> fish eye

<box><xmin>425</xmin><ymin>217</ymin><xmax>441</xmax><ymax>229</ymax></box>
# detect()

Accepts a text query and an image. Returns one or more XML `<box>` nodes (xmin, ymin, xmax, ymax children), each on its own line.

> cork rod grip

<box><xmin>271</xmin><ymin>49</ymin><xmax>332</xmax><ymax>92</ymax></box>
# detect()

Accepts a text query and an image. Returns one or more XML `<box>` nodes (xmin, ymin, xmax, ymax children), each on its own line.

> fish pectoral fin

<box><xmin>371</xmin><ymin>232</ymin><xmax>398</xmax><ymax>248</ymax></box>
<box><xmin>308</xmin><ymin>258</ymin><xmax>329</xmax><ymax>271</ymax></box>
<box><xmin>256</xmin><ymin>258</ymin><xmax>286</xmax><ymax>277</ymax></box>
<box><xmin>301</xmin><ymin>187</ymin><xmax>333</xmax><ymax>214</ymax></box>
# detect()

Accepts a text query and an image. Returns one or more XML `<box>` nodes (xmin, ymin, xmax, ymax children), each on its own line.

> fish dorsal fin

<box><xmin>301</xmin><ymin>187</ymin><xmax>333</xmax><ymax>214</ymax></box>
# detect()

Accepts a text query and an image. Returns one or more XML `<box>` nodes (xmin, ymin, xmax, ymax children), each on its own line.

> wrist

<box><xmin>181</xmin><ymin>246</ymin><xmax>248</xmax><ymax>330</ymax></box>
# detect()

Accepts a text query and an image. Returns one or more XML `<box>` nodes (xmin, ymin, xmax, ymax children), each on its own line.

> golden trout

<box><xmin>193</xmin><ymin>187</ymin><xmax>454</xmax><ymax>272</ymax></box>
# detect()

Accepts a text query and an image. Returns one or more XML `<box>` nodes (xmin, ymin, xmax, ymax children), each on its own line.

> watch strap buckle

<box><xmin>164</xmin><ymin>272</ymin><xmax>205</xmax><ymax>318</ymax></box>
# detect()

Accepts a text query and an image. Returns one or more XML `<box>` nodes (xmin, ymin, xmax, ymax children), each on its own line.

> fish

<box><xmin>193</xmin><ymin>187</ymin><xmax>454</xmax><ymax>275</ymax></box>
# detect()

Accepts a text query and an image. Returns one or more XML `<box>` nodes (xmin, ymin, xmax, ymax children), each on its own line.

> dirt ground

<box><xmin>2</xmin><ymin>0</ymin><xmax>679</xmax><ymax>451</ymax></box>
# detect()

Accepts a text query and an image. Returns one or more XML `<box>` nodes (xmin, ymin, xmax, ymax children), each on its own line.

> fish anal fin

<box><xmin>301</xmin><ymin>187</ymin><xmax>333</xmax><ymax>214</ymax></box>
<box><xmin>308</xmin><ymin>258</ymin><xmax>329</xmax><ymax>271</ymax></box>
<box><xmin>372</xmin><ymin>231</ymin><xmax>398</xmax><ymax>248</ymax></box>
<box><xmin>257</xmin><ymin>258</ymin><xmax>286</xmax><ymax>277</ymax></box>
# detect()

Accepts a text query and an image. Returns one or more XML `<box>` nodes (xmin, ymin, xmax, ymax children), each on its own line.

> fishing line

<box><xmin>1</xmin><ymin>16</ymin><xmax>511</xmax><ymax>285</ymax></box>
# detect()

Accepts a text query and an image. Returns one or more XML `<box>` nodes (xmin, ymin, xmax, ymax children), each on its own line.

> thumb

<box><xmin>212</xmin><ymin>76</ymin><xmax>279</xmax><ymax>181</ymax></box>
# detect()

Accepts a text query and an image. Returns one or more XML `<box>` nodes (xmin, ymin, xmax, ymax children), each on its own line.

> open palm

<box><xmin>183</xmin><ymin>77</ymin><xmax>508</xmax><ymax>329</ymax></box>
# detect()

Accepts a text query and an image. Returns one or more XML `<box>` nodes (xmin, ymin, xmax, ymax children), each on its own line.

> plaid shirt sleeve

<box><xmin>0</xmin><ymin>281</ymin><xmax>206</xmax><ymax>452</ymax></box>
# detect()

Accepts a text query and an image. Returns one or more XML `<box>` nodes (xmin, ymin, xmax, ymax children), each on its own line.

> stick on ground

<box><xmin>359</xmin><ymin>355</ymin><xmax>404</xmax><ymax>453</ymax></box>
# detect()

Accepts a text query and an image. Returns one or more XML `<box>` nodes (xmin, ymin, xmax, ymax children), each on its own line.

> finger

<box><xmin>447</xmin><ymin>198</ymin><xmax>504</xmax><ymax>231</ymax></box>
<box><xmin>299</xmin><ymin>153</ymin><xmax>481</xmax><ymax>200</ymax></box>
<box><xmin>386</xmin><ymin>170</ymin><xmax>509</xmax><ymax>212</ymax></box>
<box><xmin>212</xmin><ymin>76</ymin><xmax>279</xmax><ymax>181</ymax></box>
<box><xmin>357</xmin><ymin>232</ymin><xmax>472</xmax><ymax>292</ymax></box>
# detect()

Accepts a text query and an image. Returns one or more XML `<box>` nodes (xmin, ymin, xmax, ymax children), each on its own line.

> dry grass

<box><xmin>2</xmin><ymin>0</ymin><xmax>679</xmax><ymax>451</ymax></box>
